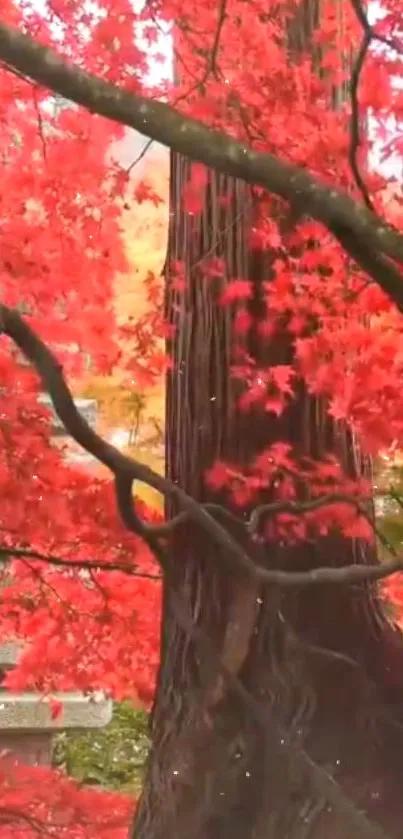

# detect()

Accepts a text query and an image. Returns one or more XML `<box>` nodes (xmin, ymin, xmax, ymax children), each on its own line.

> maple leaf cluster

<box><xmin>0</xmin><ymin>0</ymin><xmax>165</xmax><ymax>691</ymax></box>
<box><xmin>0</xmin><ymin>394</ymin><xmax>161</xmax><ymax>702</ymax></box>
<box><xmin>0</xmin><ymin>756</ymin><xmax>134</xmax><ymax>838</ymax></box>
<box><xmin>0</xmin><ymin>0</ymin><xmax>168</xmax><ymax>827</ymax></box>
<box><xmin>206</xmin><ymin>443</ymin><xmax>373</xmax><ymax>542</ymax></box>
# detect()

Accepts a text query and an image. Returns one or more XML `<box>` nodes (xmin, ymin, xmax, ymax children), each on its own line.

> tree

<box><xmin>1</xmin><ymin>2</ymin><xmax>403</xmax><ymax>839</ymax></box>
<box><xmin>134</xmin><ymin>7</ymin><xmax>403</xmax><ymax>839</ymax></box>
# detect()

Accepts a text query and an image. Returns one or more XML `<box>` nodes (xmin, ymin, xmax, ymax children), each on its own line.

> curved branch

<box><xmin>2</xmin><ymin>304</ymin><xmax>403</xmax><ymax>589</ymax></box>
<box><xmin>348</xmin><ymin>0</ymin><xmax>403</xmax><ymax>210</ymax></box>
<box><xmin>1</xmin><ymin>23</ymin><xmax>403</xmax><ymax>308</ymax></box>
<box><xmin>0</xmin><ymin>304</ymin><xmax>258</xmax><ymax>576</ymax></box>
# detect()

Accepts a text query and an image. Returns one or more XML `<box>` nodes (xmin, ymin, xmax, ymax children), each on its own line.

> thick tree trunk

<box><xmin>131</xmin><ymin>160</ymin><xmax>403</xmax><ymax>839</ymax></box>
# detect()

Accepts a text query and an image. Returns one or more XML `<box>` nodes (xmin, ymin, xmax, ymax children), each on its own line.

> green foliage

<box><xmin>53</xmin><ymin>702</ymin><xmax>150</xmax><ymax>794</ymax></box>
<box><xmin>380</xmin><ymin>515</ymin><xmax>403</xmax><ymax>550</ymax></box>
<box><xmin>375</xmin><ymin>460</ymin><xmax>403</xmax><ymax>554</ymax></box>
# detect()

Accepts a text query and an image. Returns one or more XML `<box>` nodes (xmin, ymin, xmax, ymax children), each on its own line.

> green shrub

<box><xmin>53</xmin><ymin>702</ymin><xmax>149</xmax><ymax>794</ymax></box>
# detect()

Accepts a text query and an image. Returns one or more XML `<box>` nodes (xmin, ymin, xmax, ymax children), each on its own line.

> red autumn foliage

<box><xmin>0</xmin><ymin>757</ymin><xmax>134</xmax><ymax>838</ymax></box>
<box><xmin>0</xmin><ymin>0</ymin><xmax>403</xmax><ymax>834</ymax></box>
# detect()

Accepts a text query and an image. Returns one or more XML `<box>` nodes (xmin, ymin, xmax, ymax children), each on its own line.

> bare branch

<box><xmin>348</xmin><ymin>0</ymin><xmax>403</xmax><ymax>210</ymax></box>
<box><xmin>349</xmin><ymin>0</ymin><xmax>403</xmax><ymax>55</ymax></box>
<box><xmin>204</xmin><ymin>0</ymin><xmax>227</xmax><ymax>79</ymax></box>
<box><xmin>124</xmin><ymin>137</ymin><xmax>153</xmax><ymax>176</ymax></box>
<box><xmin>1</xmin><ymin>22</ymin><xmax>403</xmax><ymax>307</ymax></box>
<box><xmin>123</xmin><ymin>1</ymin><xmax>226</xmax><ymax>174</ymax></box>
<box><xmin>32</xmin><ymin>87</ymin><xmax>47</xmax><ymax>163</ymax></box>
<box><xmin>349</xmin><ymin>33</ymin><xmax>373</xmax><ymax>209</ymax></box>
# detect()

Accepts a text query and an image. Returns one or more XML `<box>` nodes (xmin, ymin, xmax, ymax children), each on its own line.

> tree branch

<box><xmin>1</xmin><ymin>22</ymin><xmax>403</xmax><ymax>308</ymax></box>
<box><xmin>0</xmin><ymin>304</ymin><xmax>265</xmax><ymax>580</ymax></box>
<box><xmin>2</xmin><ymin>303</ymin><xmax>403</xmax><ymax>589</ymax></box>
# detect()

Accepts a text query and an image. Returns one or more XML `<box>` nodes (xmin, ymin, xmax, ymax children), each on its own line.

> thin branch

<box><xmin>4</xmin><ymin>501</ymin><xmax>403</xmax><ymax>588</ymax></box>
<box><xmin>1</xmin><ymin>23</ymin><xmax>403</xmax><ymax>307</ymax></box>
<box><xmin>0</xmin><ymin>809</ymin><xmax>53</xmax><ymax>836</ymax></box>
<box><xmin>32</xmin><ymin>87</ymin><xmax>47</xmax><ymax>163</ymax></box>
<box><xmin>204</xmin><ymin>0</ymin><xmax>227</xmax><ymax>78</ymax></box>
<box><xmin>0</xmin><ymin>546</ymin><xmax>162</xmax><ymax>580</ymax></box>
<box><xmin>124</xmin><ymin>137</ymin><xmax>154</xmax><ymax>176</ymax></box>
<box><xmin>348</xmin><ymin>0</ymin><xmax>403</xmax><ymax>210</ymax></box>
<box><xmin>248</xmin><ymin>494</ymin><xmax>370</xmax><ymax>533</ymax></box>
<box><xmin>349</xmin><ymin>0</ymin><xmax>403</xmax><ymax>55</ymax></box>
<box><xmin>123</xmin><ymin>1</ymin><xmax>226</xmax><ymax>175</ymax></box>
<box><xmin>16</xmin><ymin>556</ymin><xmax>98</xmax><ymax>620</ymax></box>
<box><xmin>349</xmin><ymin>32</ymin><xmax>373</xmax><ymax>209</ymax></box>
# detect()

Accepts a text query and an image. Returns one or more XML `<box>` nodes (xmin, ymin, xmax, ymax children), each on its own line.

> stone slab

<box><xmin>0</xmin><ymin>692</ymin><xmax>112</xmax><ymax>732</ymax></box>
<box><xmin>0</xmin><ymin>642</ymin><xmax>21</xmax><ymax>669</ymax></box>
<box><xmin>37</xmin><ymin>394</ymin><xmax>98</xmax><ymax>433</ymax></box>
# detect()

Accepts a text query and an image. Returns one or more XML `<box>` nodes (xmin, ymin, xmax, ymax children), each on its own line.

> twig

<box><xmin>205</xmin><ymin>0</ymin><xmax>227</xmax><ymax>78</ymax></box>
<box><xmin>32</xmin><ymin>87</ymin><xmax>47</xmax><ymax>163</ymax></box>
<box><xmin>168</xmin><ymin>0</ymin><xmax>227</xmax><ymax>108</ymax></box>
<box><xmin>0</xmin><ymin>546</ymin><xmax>162</xmax><ymax>580</ymax></box>
<box><xmin>125</xmin><ymin>138</ymin><xmax>153</xmax><ymax>176</ymax></box>
<box><xmin>349</xmin><ymin>0</ymin><xmax>403</xmax><ymax>55</ymax></box>
<box><xmin>348</xmin><ymin>0</ymin><xmax>403</xmax><ymax>209</ymax></box>
<box><xmin>349</xmin><ymin>32</ymin><xmax>373</xmax><ymax>209</ymax></box>
<box><xmin>122</xmin><ymin>0</ymin><xmax>226</xmax><ymax>179</ymax></box>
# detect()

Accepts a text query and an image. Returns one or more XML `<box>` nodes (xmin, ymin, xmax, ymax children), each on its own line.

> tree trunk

<box><xmin>131</xmin><ymin>160</ymin><xmax>403</xmax><ymax>839</ymax></box>
<box><xmin>131</xmin><ymin>7</ymin><xmax>403</xmax><ymax>839</ymax></box>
